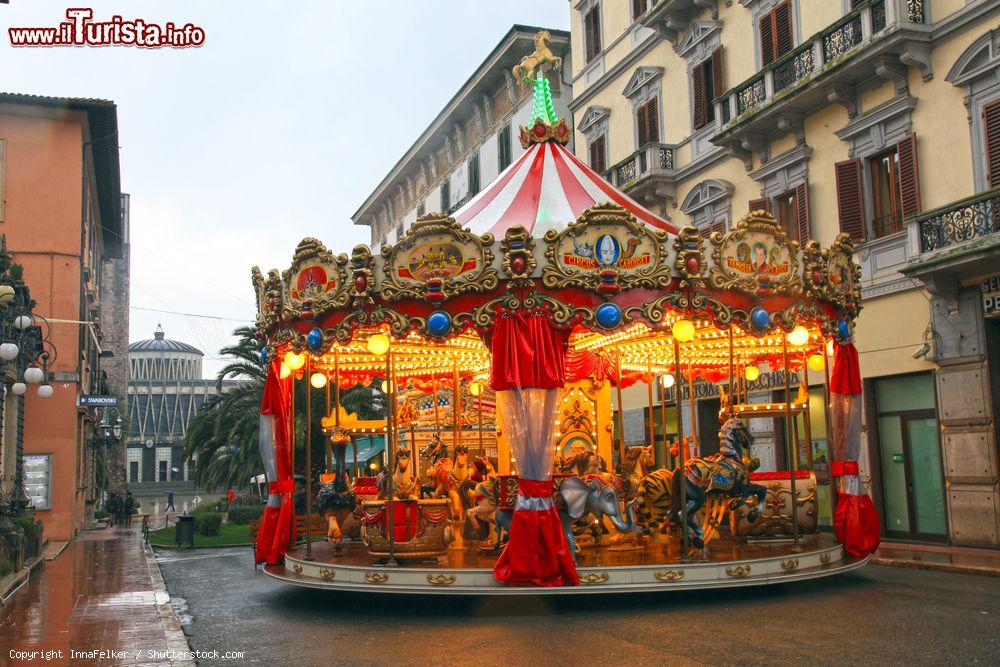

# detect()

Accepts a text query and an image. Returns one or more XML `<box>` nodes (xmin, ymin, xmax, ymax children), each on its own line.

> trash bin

<box><xmin>176</xmin><ymin>514</ymin><xmax>195</xmax><ymax>548</ymax></box>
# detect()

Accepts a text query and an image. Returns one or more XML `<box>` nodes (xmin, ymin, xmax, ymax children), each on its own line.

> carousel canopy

<box><xmin>454</xmin><ymin>137</ymin><xmax>677</xmax><ymax>238</ymax></box>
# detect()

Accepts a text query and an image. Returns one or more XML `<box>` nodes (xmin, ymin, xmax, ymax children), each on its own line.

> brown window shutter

<box><xmin>636</xmin><ymin>104</ymin><xmax>648</xmax><ymax>148</ymax></box>
<box><xmin>835</xmin><ymin>159</ymin><xmax>865</xmax><ymax>242</ymax></box>
<box><xmin>749</xmin><ymin>197</ymin><xmax>771</xmax><ymax>214</ymax></box>
<box><xmin>896</xmin><ymin>133</ymin><xmax>921</xmax><ymax>219</ymax></box>
<box><xmin>711</xmin><ymin>48</ymin><xmax>724</xmax><ymax>99</ymax></box>
<box><xmin>589</xmin><ymin>136</ymin><xmax>606</xmax><ymax>173</ymax></box>
<box><xmin>774</xmin><ymin>2</ymin><xmax>794</xmax><ymax>59</ymax></box>
<box><xmin>759</xmin><ymin>13</ymin><xmax>775</xmax><ymax>66</ymax></box>
<box><xmin>585</xmin><ymin>8</ymin><xmax>601</xmax><ymax>62</ymax></box>
<box><xmin>983</xmin><ymin>100</ymin><xmax>1000</xmax><ymax>189</ymax></box>
<box><xmin>647</xmin><ymin>97</ymin><xmax>659</xmax><ymax>144</ymax></box>
<box><xmin>692</xmin><ymin>64</ymin><xmax>707</xmax><ymax>131</ymax></box>
<box><xmin>711</xmin><ymin>219</ymin><xmax>726</xmax><ymax>234</ymax></box>
<box><xmin>794</xmin><ymin>182</ymin><xmax>810</xmax><ymax>243</ymax></box>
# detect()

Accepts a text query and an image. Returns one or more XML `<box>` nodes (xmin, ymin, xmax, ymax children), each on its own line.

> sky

<box><xmin>0</xmin><ymin>0</ymin><xmax>569</xmax><ymax>377</ymax></box>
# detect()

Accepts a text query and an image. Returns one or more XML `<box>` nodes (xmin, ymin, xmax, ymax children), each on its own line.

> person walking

<box><xmin>107</xmin><ymin>492</ymin><xmax>120</xmax><ymax>527</ymax></box>
<box><xmin>124</xmin><ymin>491</ymin><xmax>135</xmax><ymax>528</ymax></box>
<box><xmin>165</xmin><ymin>489</ymin><xmax>175</xmax><ymax>513</ymax></box>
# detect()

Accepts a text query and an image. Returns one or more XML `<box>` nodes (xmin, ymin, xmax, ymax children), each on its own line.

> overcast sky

<box><xmin>1</xmin><ymin>1</ymin><xmax>568</xmax><ymax>377</ymax></box>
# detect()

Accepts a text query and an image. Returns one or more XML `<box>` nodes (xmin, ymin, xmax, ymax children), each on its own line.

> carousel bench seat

<box><xmin>732</xmin><ymin>470</ymin><xmax>819</xmax><ymax>537</ymax></box>
<box><xmin>361</xmin><ymin>498</ymin><xmax>452</xmax><ymax>559</ymax></box>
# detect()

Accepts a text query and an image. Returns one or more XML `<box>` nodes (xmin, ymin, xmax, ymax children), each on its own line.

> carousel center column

<box><xmin>490</xmin><ymin>310</ymin><xmax>579</xmax><ymax>587</ymax></box>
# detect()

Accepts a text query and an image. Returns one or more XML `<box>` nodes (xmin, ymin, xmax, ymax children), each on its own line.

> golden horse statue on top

<box><xmin>512</xmin><ymin>29</ymin><xmax>562</xmax><ymax>83</ymax></box>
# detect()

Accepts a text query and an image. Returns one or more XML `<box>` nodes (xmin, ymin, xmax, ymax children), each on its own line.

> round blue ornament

<box><xmin>307</xmin><ymin>327</ymin><xmax>323</xmax><ymax>351</ymax></box>
<box><xmin>595</xmin><ymin>303</ymin><xmax>622</xmax><ymax>329</ymax></box>
<box><xmin>750</xmin><ymin>307</ymin><xmax>770</xmax><ymax>331</ymax></box>
<box><xmin>259</xmin><ymin>347</ymin><xmax>268</xmax><ymax>365</ymax></box>
<box><xmin>427</xmin><ymin>311</ymin><xmax>452</xmax><ymax>337</ymax></box>
<box><xmin>838</xmin><ymin>320</ymin><xmax>851</xmax><ymax>341</ymax></box>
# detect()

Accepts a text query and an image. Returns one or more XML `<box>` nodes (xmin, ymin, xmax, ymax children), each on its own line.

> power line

<box><xmin>130</xmin><ymin>306</ymin><xmax>252</xmax><ymax>323</ymax></box>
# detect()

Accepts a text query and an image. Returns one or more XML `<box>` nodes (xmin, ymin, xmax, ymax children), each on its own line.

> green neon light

<box><xmin>531</xmin><ymin>75</ymin><xmax>559</xmax><ymax>125</ymax></box>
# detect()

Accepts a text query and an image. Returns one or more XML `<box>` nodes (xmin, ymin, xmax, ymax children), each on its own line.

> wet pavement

<box><xmin>158</xmin><ymin>547</ymin><xmax>999</xmax><ymax>666</ymax></box>
<box><xmin>0</xmin><ymin>526</ymin><xmax>193</xmax><ymax>666</ymax></box>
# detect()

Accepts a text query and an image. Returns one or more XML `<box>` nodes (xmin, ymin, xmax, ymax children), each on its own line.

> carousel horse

<box><xmin>378</xmin><ymin>449</ymin><xmax>420</xmax><ymax>500</ymax></box>
<box><xmin>671</xmin><ymin>418</ymin><xmax>766</xmax><ymax>548</ymax></box>
<box><xmin>466</xmin><ymin>463</ymin><xmax>499</xmax><ymax>539</ymax></box>
<box><xmin>621</xmin><ymin>445</ymin><xmax>654</xmax><ymax>501</ymax></box>
<box><xmin>429</xmin><ymin>444</ymin><xmax>472</xmax><ymax>520</ymax></box>
<box><xmin>419</xmin><ymin>434</ymin><xmax>448</xmax><ymax>465</ymax></box>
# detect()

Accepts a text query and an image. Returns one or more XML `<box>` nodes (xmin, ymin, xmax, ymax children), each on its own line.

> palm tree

<box><xmin>184</xmin><ymin>326</ymin><xmax>390</xmax><ymax>491</ymax></box>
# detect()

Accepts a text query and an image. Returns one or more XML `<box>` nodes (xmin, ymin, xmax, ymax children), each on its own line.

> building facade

<box><xmin>352</xmin><ymin>25</ymin><xmax>572</xmax><ymax>247</ymax></box>
<box><xmin>125</xmin><ymin>326</ymin><xmax>237</xmax><ymax>485</ymax></box>
<box><xmin>570</xmin><ymin>0</ymin><xmax>1000</xmax><ymax>546</ymax></box>
<box><xmin>0</xmin><ymin>93</ymin><xmax>125</xmax><ymax>541</ymax></box>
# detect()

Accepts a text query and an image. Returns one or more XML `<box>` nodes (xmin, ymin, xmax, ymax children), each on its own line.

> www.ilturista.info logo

<box><xmin>9</xmin><ymin>8</ymin><xmax>205</xmax><ymax>48</ymax></box>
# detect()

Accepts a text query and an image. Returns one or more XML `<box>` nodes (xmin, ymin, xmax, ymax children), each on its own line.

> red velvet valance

<box><xmin>831</xmin><ymin>341</ymin><xmax>862</xmax><ymax>395</ymax></box>
<box><xmin>487</xmin><ymin>311</ymin><xmax>569</xmax><ymax>391</ymax></box>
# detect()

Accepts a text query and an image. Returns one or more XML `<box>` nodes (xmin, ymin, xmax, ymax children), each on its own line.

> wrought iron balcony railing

<box><xmin>603</xmin><ymin>143</ymin><xmax>675</xmax><ymax>190</ymax></box>
<box><xmin>917</xmin><ymin>189</ymin><xmax>1000</xmax><ymax>253</ymax></box>
<box><xmin>716</xmin><ymin>0</ymin><xmax>923</xmax><ymax>127</ymax></box>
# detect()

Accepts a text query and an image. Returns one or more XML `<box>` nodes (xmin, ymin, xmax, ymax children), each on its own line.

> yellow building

<box><xmin>569</xmin><ymin>0</ymin><xmax>1000</xmax><ymax>547</ymax></box>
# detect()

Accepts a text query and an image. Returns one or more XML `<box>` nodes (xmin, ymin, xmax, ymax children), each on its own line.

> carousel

<box><xmin>250</xmin><ymin>44</ymin><xmax>880</xmax><ymax>595</ymax></box>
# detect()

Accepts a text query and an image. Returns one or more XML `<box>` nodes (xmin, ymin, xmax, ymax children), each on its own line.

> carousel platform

<box><xmin>264</xmin><ymin>533</ymin><xmax>869</xmax><ymax>595</ymax></box>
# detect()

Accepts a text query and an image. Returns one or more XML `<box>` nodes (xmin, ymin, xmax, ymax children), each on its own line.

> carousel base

<box><xmin>264</xmin><ymin>532</ymin><xmax>868</xmax><ymax>595</ymax></box>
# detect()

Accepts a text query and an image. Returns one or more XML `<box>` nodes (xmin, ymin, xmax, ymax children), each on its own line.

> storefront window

<box><xmin>23</xmin><ymin>454</ymin><xmax>52</xmax><ymax>509</ymax></box>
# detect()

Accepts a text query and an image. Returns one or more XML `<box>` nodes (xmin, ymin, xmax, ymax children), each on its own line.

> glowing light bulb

<box><xmin>279</xmin><ymin>363</ymin><xmax>291</xmax><ymax>379</ymax></box>
<box><xmin>807</xmin><ymin>354</ymin><xmax>825</xmax><ymax>372</ymax></box>
<box><xmin>745</xmin><ymin>365</ymin><xmax>761</xmax><ymax>382</ymax></box>
<box><xmin>367</xmin><ymin>333</ymin><xmax>390</xmax><ymax>356</ymax></box>
<box><xmin>826</xmin><ymin>339</ymin><xmax>835</xmax><ymax>357</ymax></box>
<box><xmin>469</xmin><ymin>381</ymin><xmax>484</xmax><ymax>397</ymax></box>
<box><xmin>661</xmin><ymin>374</ymin><xmax>675</xmax><ymax>389</ymax></box>
<box><xmin>283</xmin><ymin>351</ymin><xmax>306</xmax><ymax>370</ymax></box>
<box><xmin>787</xmin><ymin>326</ymin><xmax>809</xmax><ymax>347</ymax></box>
<box><xmin>310</xmin><ymin>372</ymin><xmax>327</xmax><ymax>389</ymax></box>
<box><xmin>672</xmin><ymin>319</ymin><xmax>695</xmax><ymax>343</ymax></box>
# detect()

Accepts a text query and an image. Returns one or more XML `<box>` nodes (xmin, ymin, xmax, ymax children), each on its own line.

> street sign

<box><xmin>78</xmin><ymin>394</ymin><xmax>118</xmax><ymax>407</ymax></box>
<box><xmin>982</xmin><ymin>275</ymin><xmax>1000</xmax><ymax>319</ymax></box>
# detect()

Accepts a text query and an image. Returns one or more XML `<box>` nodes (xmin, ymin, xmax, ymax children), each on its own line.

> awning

<box><xmin>345</xmin><ymin>436</ymin><xmax>386</xmax><ymax>465</ymax></box>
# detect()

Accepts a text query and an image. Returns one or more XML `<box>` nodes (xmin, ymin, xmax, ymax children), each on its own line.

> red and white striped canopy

<box><xmin>453</xmin><ymin>141</ymin><xmax>677</xmax><ymax>237</ymax></box>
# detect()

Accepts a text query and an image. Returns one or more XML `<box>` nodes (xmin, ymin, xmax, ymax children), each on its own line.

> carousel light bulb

<box><xmin>283</xmin><ymin>351</ymin><xmax>306</xmax><ymax>371</ymax></box>
<box><xmin>279</xmin><ymin>362</ymin><xmax>291</xmax><ymax>379</ymax></box>
<box><xmin>367</xmin><ymin>333</ymin><xmax>390</xmax><ymax>356</ymax></box>
<box><xmin>807</xmin><ymin>354</ymin><xmax>825</xmax><ymax>372</ymax></box>
<box><xmin>469</xmin><ymin>380</ymin><xmax>484</xmax><ymax>397</ymax></box>
<box><xmin>745</xmin><ymin>365</ymin><xmax>761</xmax><ymax>382</ymax></box>
<box><xmin>672</xmin><ymin>319</ymin><xmax>695</xmax><ymax>343</ymax></box>
<box><xmin>826</xmin><ymin>339</ymin><xmax>835</xmax><ymax>357</ymax></box>
<box><xmin>787</xmin><ymin>325</ymin><xmax>809</xmax><ymax>347</ymax></box>
<box><xmin>661</xmin><ymin>374</ymin><xmax>675</xmax><ymax>388</ymax></box>
<box><xmin>310</xmin><ymin>372</ymin><xmax>327</xmax><ymax>389</ymax></box>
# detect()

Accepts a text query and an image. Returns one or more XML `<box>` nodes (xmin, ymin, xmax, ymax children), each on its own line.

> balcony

<box><xmin>712</xmin><ymin>0</ymin><xmax>930</xmax><ymax>162</ymax></box>
<box><xmin>902</xmin><ymin>188</ymin><xmax>1000</xmax><ymax>306</ymax></box>
<box><xmin>603</xmin><ymin>142</ymin><xmax>677</xmax><ymax>208</ymax></box>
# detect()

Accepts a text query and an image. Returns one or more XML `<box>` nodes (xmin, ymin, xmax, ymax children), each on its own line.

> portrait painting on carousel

<box><xmin>290</xmin><ymin>264</ymin><xmax>336</xmax><ymax>302</ymax></box>
<box><xmin>709</xmin><ymin>213</ymin><xmax>800</xmax><ymax>295</ymax></box>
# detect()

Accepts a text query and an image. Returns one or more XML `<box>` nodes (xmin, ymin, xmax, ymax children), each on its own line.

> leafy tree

<box><xmin>184</xmin><ymin>326</ymin><xmax>388</xmax><ymax>491</ymax></box>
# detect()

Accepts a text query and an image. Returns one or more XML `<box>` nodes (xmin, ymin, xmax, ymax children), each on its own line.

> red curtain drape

<box><xmin>254</xmin><ymin>361</ymin><xmax>295</xmax><ymax>565</ymax></box>
<box><xmin>488</xmin><ymin>310</ymin><xmax>569</xmax><ymax>391</ymax></box>
<box><xmin>830</xmin><ymin>341</ymin><xmax>880</xmax><ymax>558</ymax></box>
<box><xmin>565</xmin><ymin>348</ymin><xmax>650</xmax><ymax>387</ymax></box>
<box><xmin>487</xmin><ymin>311</ymin><xmax>578</xmax><ymax>586</ymax></box>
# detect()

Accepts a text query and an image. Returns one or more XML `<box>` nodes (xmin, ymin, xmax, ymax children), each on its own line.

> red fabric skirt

<box><xmin>834</xmin><ymin>492</ymin><xmax>881</xmax><ymax>557</ymax></box>
<box><xmin>493</xmin><ymin>478</ymin><xmax>579</xmax><ymax>587</ymax></box>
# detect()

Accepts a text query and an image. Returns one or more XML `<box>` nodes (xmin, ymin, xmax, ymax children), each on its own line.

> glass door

<box><xmin>905</xmin><ymin>416</ymin><xmax>947</xmax><ymax>538</ymax></box>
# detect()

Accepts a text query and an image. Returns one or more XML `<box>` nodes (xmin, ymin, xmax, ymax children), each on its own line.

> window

<box><xmin>870</xmin><ymin>148</ymin><xmax>903</xmax><ymax>238</ymax></box>
<box><xmin>835</xmin><ymin>133</ymin><xmax>920</xmax><ymax>242</ymax></box>
<box><xmin>440</xmin><ymin>180</ymin><xmax>451</xmax><ymax>213</ymax></box>
<box><xmin>23</xmin><ymin>454</ymin><xmax>51</xmax><ymax>509</ymax></box>
<box><xmin>589</xmin><ymin>134</ymin><xmax>607</xmax><ymax>174</ymax></box>
<box><xmin>396</xmin><ymin>221</ymin><xmax>404</xmax><ymax>239</ymax></box>
<box><xmin>985</xmin><ymin>99</ymin><xmax>1000</xmax><ymax>189</ymax></box>
<box><xmin>692</xmin><ymin>50</ymin><xmax>723</xmax><ymax>131</ymax></box>
<box><xmin>584</xmin><ymin>6</ymin><xmax>601</xmax><ymax>63</ymax></box>
<box><xmin>498</xmin><ymin>124</ymin><xmax>512</xmax><ymax>171</ymax></box>
<box><xmin>158</xmin><ymin>460</ymin><xmax>168</xmax><ymax>482</ymax></box>
<box><xmin>416</xmin><ymin>201</ymin><xmax>425</xmax><ymax>217</ymax></box>
<box><xmin>636</xmin><ymin>97</ymin><xmax>659</xmax><ymax>148</ymax></box>
<box><xmin>632</xmin><ymin>0</ymin><xmax>648</xmax><ymax>19</ymax></box>
<box><xmin>750</xmin><ymin>181</ymin><xmax>809</xmax><ymax>242</ymax></box>
<box><xmin>130</xmin><ymin>460</ymin><xmax>139</xmax><ymax>483</ymax></box>
<box><xmin>759</xmin><ymin>1</ymin><xmax>793</xmax><ymax>67</ymax></box>
<box><xmin>774</xmin><ymin>190</ymin><xmax>798</xmax><ymax>239</ymax></box>
<box><xmin>468</xmin><ymin>151</ymin><xmax>480</xmax><ymax>196</ymax></box>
